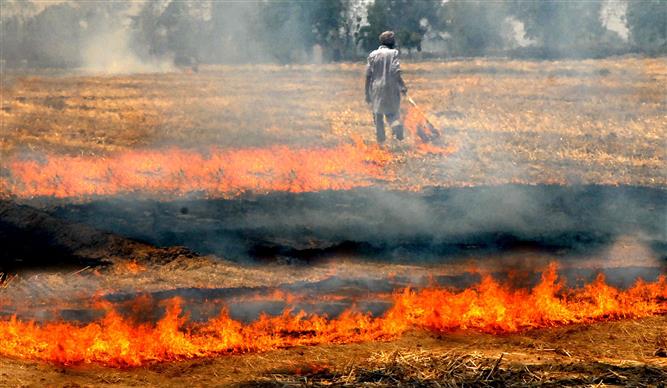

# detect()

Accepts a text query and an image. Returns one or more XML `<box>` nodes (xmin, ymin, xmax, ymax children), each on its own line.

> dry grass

<box><xmin>2</xmin><ymin>57</ymin><xmax>665</xmax><ymax>188</ymax></box>
<box><xmin>247</xmin><ymin>349</ymin><xmax>667</xmax><ymax>387</ymax></box>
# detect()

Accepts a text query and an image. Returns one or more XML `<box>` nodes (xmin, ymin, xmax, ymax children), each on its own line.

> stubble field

<box><xmin>0</xmin><ymin>57</ymin><xmax>665</xmax><ymax>386</ymax></box>
<box><xmin>2</xmin><ymin>56</ymin><xmax>665</xmax><ymax>190</ymax></box>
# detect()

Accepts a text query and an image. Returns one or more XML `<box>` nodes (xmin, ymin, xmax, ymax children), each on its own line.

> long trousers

<box><xmin>374</xmin><ymin>112</ymin><xmax>404</xmax><ymax>144</ymax></box>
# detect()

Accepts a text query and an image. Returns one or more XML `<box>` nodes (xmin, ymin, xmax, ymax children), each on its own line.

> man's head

<box><xmin>379</xmin><ymin>31</ymin><xmax>395</xmax><ymax>49</ymax></box>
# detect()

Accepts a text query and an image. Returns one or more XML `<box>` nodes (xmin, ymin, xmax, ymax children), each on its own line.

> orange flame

<box><xmin>1</xmin><ymin>142</ymin><xmax>392</xmax><ymax>199</ymax></box>
<box><xmin>117</xmin><ymin>260</ymin><xmax>146</xmax><ymax>275</ymax></box>
<box><xmin>403</xmin><ymin>105</ymin><xmax>457</xmax><ymax>155</ymax></box>
<box><xmin>0</xmin><ymin>264</ymin><xmax>664</xmax><ymax>367</ymax></box>
<box><xmin>404</xmin><ymin>105</ymin><xmax>438</xmax><ymax>142</ymax></box>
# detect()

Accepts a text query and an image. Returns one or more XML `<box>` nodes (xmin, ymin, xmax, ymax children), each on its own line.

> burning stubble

<box><xmin>0</xmin><ymin>3</ymin><xmax>665</xmax><ymax>383</ymax></box>
<box><xmin>0</xmin><ymin>264</ymin><xmax>665</xmax><ymax>367</ymax></box>
<box><xmin>1</xmin><ymin>141</ymin><xmax>393</xmax><ymax>199</ymax></box>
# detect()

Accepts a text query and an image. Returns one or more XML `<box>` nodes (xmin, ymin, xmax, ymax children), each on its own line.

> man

<box><xmin>365</xmin><ymin>31</ymin><xmax>408</xmax><ymax>145</ymax></box>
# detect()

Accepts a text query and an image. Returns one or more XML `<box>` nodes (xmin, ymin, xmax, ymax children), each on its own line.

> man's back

<box><xmin>366</xmin><ymin>46</ymin><xmax>402</xmax><ymax>115</ymax></box>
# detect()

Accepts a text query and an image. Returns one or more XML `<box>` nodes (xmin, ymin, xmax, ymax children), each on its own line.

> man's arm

<box><xmin>397</xmin><ymin>72</ymin><xmax>407</xmax><ymax>95</ymax></box>
<box><xmin>365</xmin><ymin>58</ymin><xmax>373</xmax><ymax>104</ymax></box>
<box><xmin>391</xmin><ymin>51</ymin><xmax>407</xmax><ymax>95</ymax></box>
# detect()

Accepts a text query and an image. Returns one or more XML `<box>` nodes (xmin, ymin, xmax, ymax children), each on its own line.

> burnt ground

<box><xmin>18</xmin><ymin>184</ymin><xmax>667</xmax><ymax>265</ymax></box>
<box><xmin>0</xmin><ymin>187</ymin><xmax>666</xmax><ymax>386</ymax></box>
<box><xmin>0</xmin><ymin>199</ymin><xmax>196</xmax><ymax>273</ymax></box>
<box><xmin>1</xmin><ymin>183</ymin><xmax>666</xmax><ymax>321</ymax></box>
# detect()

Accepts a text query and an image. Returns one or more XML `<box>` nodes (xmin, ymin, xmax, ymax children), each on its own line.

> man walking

<box><xmin>365</xmin><ymin>31</ymin><xmax>408</xmax><ymax>145</ymax></box>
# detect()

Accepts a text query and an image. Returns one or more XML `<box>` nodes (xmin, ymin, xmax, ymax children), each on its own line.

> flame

<box><xmin>116</xmin><ymin>260</ymin><xmax>146</xmax><ymax>275</ymax></box>
<box><xmin>404</xmin><ymin>105</ymin><xmax>439</xmax><ymax>143</ymax></box>
<box><xmin>0</xmin><ymin>264</ymin><xmax>664</xmax><ymax>367</ymax></box>
<box><xmin>1</xmin><ymin>142</ymin><xmax>392</xmax><ymax>199</ymax></box>
<box><xmin>403</xmin><ymin>105</ymin><xmax>457</xmax><ymax>155</ymax></box>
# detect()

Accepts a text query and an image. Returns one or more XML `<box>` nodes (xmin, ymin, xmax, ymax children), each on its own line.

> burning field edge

<box><xmin>0</xmin><ymin>262</ymin><xmax>665</xmax><ymax>367</ymax></box>
<box><xmin>0</xmin><ymin>317</ymin><xmax>666</xmax><ymax>387</ymax></box>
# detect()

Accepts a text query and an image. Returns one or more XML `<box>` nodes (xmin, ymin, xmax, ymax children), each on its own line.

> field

<box><xmin>2</xmin><ymin>57</ymin><xmax>666</xmax><ymax>188</ymax></box>
<box><xmin>0</xmin><ymin>57</ymin><xmax>666</xmax><ymax>386</ymax></box>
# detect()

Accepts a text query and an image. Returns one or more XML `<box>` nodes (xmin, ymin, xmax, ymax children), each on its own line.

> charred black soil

<box><xmin>29</xmin><ymin>184</ymin><xmax>666</xmax><ymax>264</ymax></box>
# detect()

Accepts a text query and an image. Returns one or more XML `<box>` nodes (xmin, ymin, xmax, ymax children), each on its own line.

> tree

<box><xmin>357</xmin><ymin>0</ymin><xmax>444</xmax><ymax>54</ymax></box>
<box><xmin>24</xmin><ymin>2</ymin><xmax>83</xmax><ymax>67</ymax></box>
<box><xmin>256</xmin><ymin>0</ymin><xmax>349</xmax><ymax>63</ymax></box>
<box><xmin>131</xmin><ymin>0</ymin><xmax>170</xmax><ymax>58</ymax></box>
<box><xmin>208</xmin><ymin>2</ymin><xmax>262</xmax><ymax>63</ymax></box>
<box><xmin>1</xmin><ymin>1</ymin><xmax>37</xmax><ymax>64</ymax></box>
<box><xmin>158</xmin><ymin>1</ymin><xmax>203</xmax><ymax>62</ymax></box>
<box><xmin>626</xmin><ymin>0</ymin><xmax>667</xmax><ymax>54</ymax></box>
<box><xmin>441</xmin><ymin>0</ymin><xmax>507</xmax><ymax>56</ymax></box>
<box><xmin>511</xmin><ymin>0</ymin><xmax>607</xmax><ymax>58</ymax></box>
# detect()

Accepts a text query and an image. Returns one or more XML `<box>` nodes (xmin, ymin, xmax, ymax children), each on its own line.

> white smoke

<box><xmin>80</xmin><ymin>1</ymin><xmax>174</xmax><ymax>74</ymax></box>
<box><xmin>81</xmin><ymin>25</ymin><xmax>174</xmax><ymax>74</ymax></box>
<box><xmin>601</xmin><ymin>0</ymin><xmax>629</xmax><ymax>41</ymax></box>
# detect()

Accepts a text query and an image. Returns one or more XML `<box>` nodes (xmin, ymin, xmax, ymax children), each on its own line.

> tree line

<box><xmin>1</xmin><ymin>0</ymin><xmax>665</xmax><ymax>68</ymax></box>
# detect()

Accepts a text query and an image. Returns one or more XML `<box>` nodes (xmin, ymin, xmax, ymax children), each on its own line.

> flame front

<box><xmin>1</xmin><ymin>141</ymin><xmax>392</xmax><ymax>199</ymax></box>
<box><xmin>1</xmin><ymin>265</ymin><xmax>664</xmax><ymax>367</ymax></box>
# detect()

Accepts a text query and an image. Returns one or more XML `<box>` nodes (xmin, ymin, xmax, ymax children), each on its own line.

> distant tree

<box><xmin>626</xmin><ymin>0</ymin><xmax>667</xmax><ymax>54</ymax></box>
<box><xmin>511</xmin><ymin>0</ymin><xmax>607</xmax><ymax>57</ymax></box>
<box><xmin>0</xmin><ymin>0</ymin><xmax>38</xmax><ymax>65</ymax></box>
<box><xmin>158</xmin><ymin>1</ymin><xmax>204</xmax><ymax>63</ymax></box>
<box><xmin>356</xmin><ymin>0</ymin><xmax>444</xmax><ymax>54</ymax></box>
<box><xmin>256</xmin><ymin>0</ymin><xmax>349</xmax><ymax>63</ymax></box>
<box><xmin>308</xmin><ymin>0</ymin><xmax>349</xmax><ymax>60</ymax></box>
<box><xmin>441</xmin><ymin>0</ymin><xmax>507</xmax><ymax>56</ymax></box>
<box><xmin>339</xmin><ymin>0</ymin><xmax>368</xmax><ymax>59</ymax></box>
<box><xmin>208</xmin><ymin>2</ymin><xmax>260</xmax><ymax>63</ymax></box>
<box><xmin>1</xmin><ymin>15</ymin><xmax>25</xmax><ymax>65</ymax></box>
<box><xmin>24</xmin><ymin>3</ymin><xmax>83</xmax><ymax>67</ymax></box>
<box><xmin>1</xmin><ymin>0</ymin><xmax>38</xmax><ymax>65</ymax></box>
<box><xmin>131</xmin><ymin>0</ymin><xmax>170</xmax><ymax>58</ymax></box>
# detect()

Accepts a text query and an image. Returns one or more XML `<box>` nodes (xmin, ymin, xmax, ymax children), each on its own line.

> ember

<box><xmin>1</xmin><ymin>264</ymin><xmax>664</xmax><ymax>367</ymax></box>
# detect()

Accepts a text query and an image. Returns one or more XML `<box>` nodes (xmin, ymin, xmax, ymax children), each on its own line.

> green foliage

<box><xmin>160</xmin><ymin>1</ymin><xmax>207</xmax><ymax>60</ymax></box>
<box><xmin>3</xmin><ymin>0</ymin><xmax>667</xmax><ymax>66</ymax></box>
<box><xmin>511</xmin><ymin>0</ymin><xmax>607</xmax><ymax>57</ymax></box>
<box><xmin>441</xmin><ymin>0</ymin><xmax>507</xmax><ymax>56</ymax></box>
<box><xmin>257</xmin><ymin>0</ymin><xmax>348</xmax><ymax>63</ymax></box>
<box><xmin>627</xmin><ymin>0</ymin><xmax>667</xmax><ymax>54</ymax></box>
<box><xmin>131</xmin><ymin>0</ymin><xmax>172</xmax><ymax>58</ymax></box>
<box><xmin>24</xmin><ymin>3</ymin><xmax>82</xmax><ymax>66</ymax></box>
<box><xmin>357</xmin><ymin>0</ymin><xmax>443</xmax><ymax>53</ymax></box>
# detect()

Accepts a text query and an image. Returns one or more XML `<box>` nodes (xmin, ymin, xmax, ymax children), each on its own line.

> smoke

<box><xmin>76</xmin><ymin>1</ymin><xmax>176</xmax><ymax>74</ymax></box>
<box><xmin>419</xmin><ymin>0</ymin><xmax>635</xmax><ymax>58</ymax></box>
<box><xmin>2</xmin><ymin>0</ymin><xmax>651</xmax><ymax>71</ymax></box>
<box><xmin>42</xmin><ymin>186</ymin><xmax>666</xmax><ymax>267</ymax></box>
<box><xmin>0</xmin><ymin>0</ymin><xmax>325</xmax><ymax>70</ymax></box>
<box><xmin>601</xmin><ymin>0</ymin><xmax>629</xmax><ymax>41</ymax></box>
<box><xmin>81</xmin><ymin>20</ymin><xmax>174</xmax><ymax>74</ymax></box>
